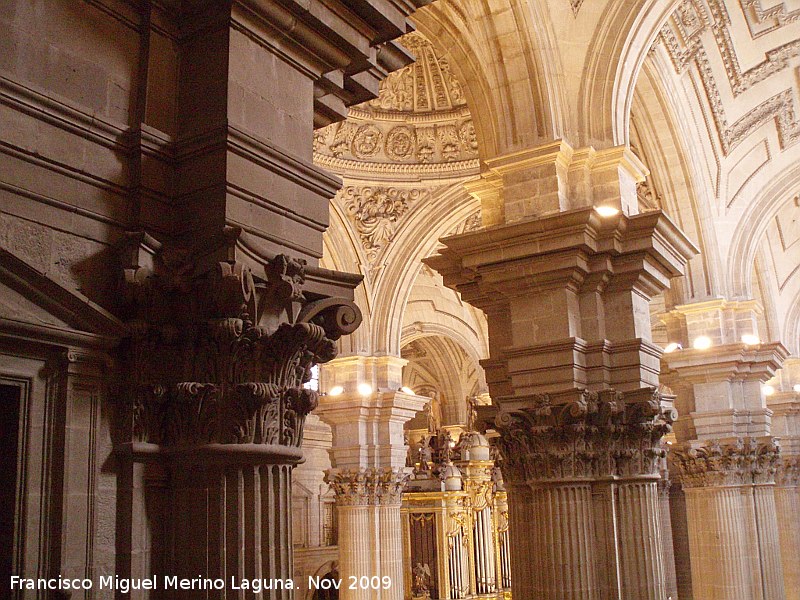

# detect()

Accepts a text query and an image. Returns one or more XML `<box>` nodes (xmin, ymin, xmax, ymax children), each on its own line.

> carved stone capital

<box><xmin>776</xmin><ymin>456</ymin><xmax>800</xmax><ymax>487</ymax></box>
<box><xmin>493</xmin><ymin>388</ymin><xmax>675</xmax><ymax>483</ymax></box>
<box><xmin>118</xmin><ymin>230</ymin><xmax>362</xmax><ymax>455</ymax></box>
<box><xmin>325</xmin><ymin>467</ymin><xmax>410</xmax><ymax>506</ymax></box>
<box><xmin>670</xmin><ymin>437</ymin><xmax>781</xmax><ymax>488</ymax></box>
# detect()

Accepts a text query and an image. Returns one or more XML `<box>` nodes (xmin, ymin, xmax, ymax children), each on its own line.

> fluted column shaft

<box><xmin>528</xmin><ymin>482</ymin><xmax>597</xmax><ymax>600</ymax></box>
<box><xmin>657</xmin><ymin>479</ymin><xmax>679</xmax><ymax>600</ymax></box>
<box><xmin>495</xmin><ymin>389</ymin><xmax>675</xmax><ymax>600</ymax></box>
<box><xmin>170</xmin><ymin>458</ymin><xmax>295</xmax><ymax>600</ymax></box>
<box><xmin>673</xmin><ymin>437</ymin><xmax>786</xmax><ymax>600</ymax></box>
<box><xmin>776</xmin><ymin>459</ymin><xmax>800</xmax><ymax>600</ymax></box>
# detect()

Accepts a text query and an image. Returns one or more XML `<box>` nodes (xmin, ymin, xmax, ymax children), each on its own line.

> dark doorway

<box><xmin>0</xmin><ymin>383</ymin><xmax>22</xmax><ymax>592</ymax></box>
<box><xmin>312</xmin><ymin>572</ymin><xmax>340</xmax><ymax>600</ymax></box>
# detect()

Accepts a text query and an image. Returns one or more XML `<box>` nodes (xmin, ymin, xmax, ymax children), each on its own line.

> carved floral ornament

<box><xmin>312</xmin><ymin>31</ymin><xmax>480</xmax><ymax>177</ymax></box>
<box><xmin>117</xmin><ymin>229</ymin><xmax>361</xmax><ymax>452</ymax></box>
<box><xmin>492</xmin><ymin>388</ymin><xmax>677</xmax><ymax>483</ymax></box>
<box><xmin>324</xmin><ymin>467</ymin><xmax>410</xmax><ymax>506</ymax></box>
<box><xmin>670</xmin><ymin>436</ymin><xmax>782</xmax><ymax>487</ymax></box>
<box><xmin>341</xmin><ymin>186</ymin><xmax>429</xmax><ymax>262</ymax></box>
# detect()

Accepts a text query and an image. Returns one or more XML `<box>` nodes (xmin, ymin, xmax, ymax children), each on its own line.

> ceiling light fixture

<box><xmin>594</xmin><ymin>205</ymin><xmax>620</xmax><ymax>217</ymax></box>
<box><xmin>692</xmin><ymin>336</ymin><xmax>712</xmax><ymax>350</ymax></box>
<box><xmin>664</xmin><ymin>342</ymin><xmax>682</xmax><ymax>353</ymax></box>
<box><xmin>328</xmin><ymin>385</ymin><xmax>344</xmax><ymax>396</ymax></box>
<box><xmin>357</xmin><ymin>383</ymin><xmax>373</xmax><ymax>396</ymax></box>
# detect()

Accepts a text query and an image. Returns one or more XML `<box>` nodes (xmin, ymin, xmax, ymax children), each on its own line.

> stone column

<box><xmin>325</xmin><ymin>468</ymin><xmax>407</xmax><ymax>600</ymax></box>
<box><xmin>317</xmin><ymin>356</ymin><xmax>428</xmax><ymax>599</ymax></box>
<box><xmin>767</xmin><ymin>358</ymin><xmax>800</xmax><ymax>600</ymax></box>
<box><xmin>495</xmin><ymin>389</ymin><xmax>673</xmax><ymax>600</ymax></box>
<box><xmin>661</xmin><ymin>301</ymin><xmax>789</xmax><ymax>599</ymax></box>
<box><xmin>427</xmin><ymin>141</ymin><xmax>697</xmax><ymax>600</ymax></box>
<box><xmin>657</xmin><ymin>476</ymin><xmax>680</xmax><ymax>600</ymax></box>
<box><xmin>671</xmin><ymin>437</ymin><xmax>785</xmax><ymax>600</ymax></box>
<box><xmin>116</xmin><ymin>244</ymin><xmax>363</xmax><ymax>597</ymax></box>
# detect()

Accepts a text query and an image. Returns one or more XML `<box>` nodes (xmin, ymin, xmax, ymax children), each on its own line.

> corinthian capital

<box><xmin>493</xmin><ymin>388</ymin><xmax>676</xmax><ymax>484</ymax></box>
<box><xmin>325</xmin><ymin>467</ymin><xmax>410</xmax><ymax>506</ymax></box>
<box><xmin>670</xmin><ymin>437</ymin><xmax>781</xmax><ymax>488</ymax></box>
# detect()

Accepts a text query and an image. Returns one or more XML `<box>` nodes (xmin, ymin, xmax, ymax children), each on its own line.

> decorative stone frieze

<box><xmin>325</xmin><ymin>467</ymin><xmax>410</xmax><ymax>506</ymax></box>
<box><xmin>493</xmin><ymin>388</ymin><xmax>676</xmax><ymax>483</ymax></box>
<box><xmin>670</xmin><ymin>437</ymin><xmax>781</xmax><ymax>487</ymax></box>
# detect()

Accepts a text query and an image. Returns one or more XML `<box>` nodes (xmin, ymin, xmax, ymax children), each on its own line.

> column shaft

<box><xmin>776</xmin><ymin>483</ymin><xmax>800</xmax><ymax>600</ymax></box>
<box><xmin>753</xmin><ymin>484</ymin><xmax>786</xmax><ymax>599</ymax></box>
<box><xmin>528</xmin><ymin>483</ymin><xmax>597</xmax><ymax>600</ymax></box>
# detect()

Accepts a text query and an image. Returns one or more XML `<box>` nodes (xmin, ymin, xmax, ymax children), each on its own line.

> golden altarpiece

<box><xmin>401</xmin><ymin>405</ymin><xmax>512</xmax><ymax>600</ymax></box>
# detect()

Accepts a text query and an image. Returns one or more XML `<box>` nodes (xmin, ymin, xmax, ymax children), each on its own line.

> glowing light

<box><xmin>357</xmin><ymin>383</ymin><xmax>373</xmax><ymax>396</ymax></box>
<box><xmin>741</xmin><ymin>334</ymin><xmax>760</xmax><ymax>346</ymax></box>
<box><xmin>401</xmin><ymin>386</ymin><xmax>415</xmax><ymax>395</ymax></box>
<box><xmin>692</xmin><ymin>336</ymin><xmax>712</xmax><ymax>350</ymax></box>
<box><xmin>794</xmin><ymin>384</ymin><xmax>800</xmax><ymax>393</ymax></box>
<box><xmin>763</xmin><ymin>385</ymin><xmax>776</xmax><ymax>396</ymax></box>
<box><xmin>594</xmin><ymin>205</ymin><xmax>620</xmax><ymax>217</ymax></box>
<box><xmin>664</xmin><ymin>342</ymin><xmax>682</xmax><ymax>353</ymax></box>
<box><xmin>328</xmin><ymin>385</ymin><xmax>344</xmax><ymax>396</ymax></box>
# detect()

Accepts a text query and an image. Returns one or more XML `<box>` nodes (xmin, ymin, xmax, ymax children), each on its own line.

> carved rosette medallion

<box><xmin>493</xmin><ymin>388</ymin><xmax>676</xmax><ymax>484</ymax></box>
<box><xmin>118</xmin><ymin>230</ymin><xmax>361</xmax><ymax>457</ymax></box>
<box><xmin>325</xmin><ymin>467</ymin><xmax>410</xmax><ymax>506</ymax></box>
<box><xmin>352</xmin><ymin>124</ymin><xmax>382</xmax><ymax>158</ymax></box>
<box><xmin>670</xmin><ymin>437</ymin><xmax>781</xmax><ymax>488</ymax></box>
<box><xmin>385</xmin><ymin>126</ymin><xmax>416</xmax><ymax>161</ymax></box>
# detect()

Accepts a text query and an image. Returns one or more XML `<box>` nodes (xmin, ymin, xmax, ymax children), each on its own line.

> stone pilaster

<box><xmin>325</xmin><ymin>468</ymin><xmax>409</xmax><ymax>600</ymax></box>
<box><xmin>317</xmin><ymin>355</ymin><xmax>428</xmax><ymax>598</ymax></box>
<box><xmin>671</xmin><ymin>437</ymin><xmax>785</xmax><ymax>600</ymax></box>
<box><xmin>768</xmin><ymin>358</ymin><xmax>800</xmax><ymax>599</ymax></box>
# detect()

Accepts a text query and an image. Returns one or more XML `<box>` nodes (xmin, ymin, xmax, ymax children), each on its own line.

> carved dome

<box><xmin>313</xmin><ymin>32</ymin><xmax>479</xmax><ymax>181</ymax></box>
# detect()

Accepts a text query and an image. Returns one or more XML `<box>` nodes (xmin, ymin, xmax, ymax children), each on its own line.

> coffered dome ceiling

<box><xmin>313</xmin><ymin>31</ymin><xmax>480</xmax><ymax>181</ymax></box>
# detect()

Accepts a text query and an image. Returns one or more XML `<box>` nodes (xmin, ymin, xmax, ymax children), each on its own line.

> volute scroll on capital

<box><xmin>492</xmin><ymin>388</ymin><xmax>677</xmax><ymax>484</ymax></box>
<box><xmin>116</xmin><ymin>228</ymin><xmax>362</xmax><ymax>455</ymax></box>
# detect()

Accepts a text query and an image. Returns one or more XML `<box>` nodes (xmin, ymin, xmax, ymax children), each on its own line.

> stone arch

<box><xmin>580</xmin><ymin>0</ymin><xmax>683</xmax><ymax>147</ymax></box>
<box><xmin>368</xmin><ymin>182</ymin><xmax>480</xmax><ymax>356</ymax></box>
<box><xmin>412</xmin><ymin>0</ymin><xmax>565</xmax><ymax>159</ymax></box>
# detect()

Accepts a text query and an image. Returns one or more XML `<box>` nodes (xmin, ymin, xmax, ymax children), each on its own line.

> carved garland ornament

<box><xmin>324</xmin><ymin>467</ymin><xmax>410</xmax><ymax>506</ymax></box>
<box><xmin>119</xmin><ymin>230</ymin><xmax>361</xmax><ymax>451</ymax></box>
<box><xmin>670</xmin><ymin>437</ymin><xmax>781</xmax><ymax>487</ymax></box>
<box><xmin>776</xmin><ymin>455</ymin><xmax>800</xmax><ymax>487</ymax></box>
<box><xmin>493</xmin><ymin>389</ymin><xmax>676</xmax><ymax>483</ymax></box>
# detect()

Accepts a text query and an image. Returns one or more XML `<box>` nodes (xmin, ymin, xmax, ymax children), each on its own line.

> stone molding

<box><xmin>670</xmin><ymin>436</ymin><xmax>781</xmax><ymax>487</ymax></box>
<box><xmin>492</xmin><ymin>388</ymin><xmax>676</xmax><ymax>483</ymax></box>
<box><xmin>325</xmin><ymin>467</ymin><xmax>410</xmax><ymax>506</ymax></box>
<box><xmin>118</xmin><ymin>229</ymin><xmax>361</xmax><ymax>455</ymax></box>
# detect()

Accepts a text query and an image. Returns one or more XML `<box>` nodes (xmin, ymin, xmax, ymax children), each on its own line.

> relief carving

<box><xmin>325</xmin><ymin>467</ymin><xmax>410</xmax><ymax>506</ymax></box>
<box><xmin>342</xmin><ymin>186</ymin><xmax>427</xmax><ymax>262</ymax></box>
<box><xmin>493</xmin><ymin>388</ymin><xmax>676</xmax><ymax>483</ymax></box>
<box><xmin>119</xmin><ymin>229</ymin><xmax>361</xmax><ymax>452</ymax></box>
<box><xmin>352</xmin><ymin>124</ymin><xmax>383</xmax><ymax>158</ymax></box>
<box><xmin>386</xmin><ymin>126</ymin><xmax>417</xmax><ymax>161</ymax></box>
<box><xmin>670</xmin><ymin>436</ymin><xmax>781</xmax><ymax>487</ymax></box>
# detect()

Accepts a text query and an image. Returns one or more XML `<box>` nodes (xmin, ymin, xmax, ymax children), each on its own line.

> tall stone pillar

<box><xmin>318</xmin><ymin>356</ymin><xmax>428</xmax><ymax>599</ymax></box>
<box><xmin>111</xmin><ymin>0</ymin><xmax>428</xmax><ymax>593</ymax></box>
<box><xmin>661</xmin><ymin>300</ymin><xmax>789</xmax><ymax>600</ymax></box>
<box><xmin>768</xmin><ymin>358</ymin><xmax>800</xmax><ymax>600</ymax></box>
<box><xmin>116</xmin><ymin>242</ymin><xmax>363</xmax><ymax>597</ymax></box>
<box><xmin>427</xmin><ymin>141</ymin><xmax>698</xmax><ymax>600</ymax></box>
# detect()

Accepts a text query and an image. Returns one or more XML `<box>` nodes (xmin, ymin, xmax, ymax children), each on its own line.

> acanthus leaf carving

<box><xmin>119</xmin><ymin>230</ymin><xmax>361</xmax><ymax>453</ymax></box>
<box><xmin>494</xmin><ymin>388</ymin><xmax>676</xmax><ymax>484</ymax></box>
<box><xmin>670</xmin><ymin>436</ymin><xmax>781</xmax><ymax>487</ymax></box>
